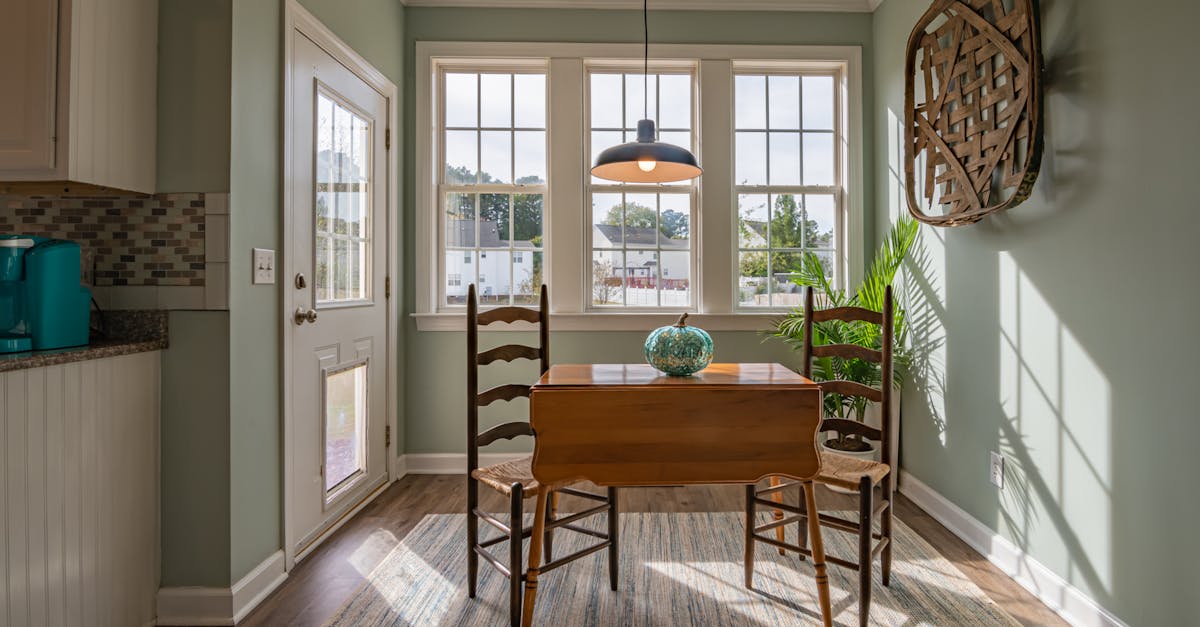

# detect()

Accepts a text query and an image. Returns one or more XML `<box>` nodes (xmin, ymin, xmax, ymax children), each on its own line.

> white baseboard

<box><xmin>898</xmin><ymin>471</ymin><xmax>1126</xmax><ymax>627</ymax></box>
<box><xmin>402</xmin><ymin>452</ymin><xmax>528</xmax><ymax>474</ymax></box>
<box><xmin>156</xmin><ymin>550</ymin><xmax>286</xmax><ymax>626</ymax></box>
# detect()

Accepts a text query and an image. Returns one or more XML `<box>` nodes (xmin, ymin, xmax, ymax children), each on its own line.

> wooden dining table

<box><xmin>521</xmin><ymin>362</ymin><xmax>832</xmax><ymax>626</ymax></box>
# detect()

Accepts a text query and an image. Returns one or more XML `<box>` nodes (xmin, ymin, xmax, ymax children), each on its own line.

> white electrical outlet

<box><xmin>253</xmin><ymin>248</ymin><xmax>276</xmax><ymax>284</ymax></box>
<box><xmin>989</xmin><ymin>451</ymin><xmax>1005</xmax><ymax>489</ymax></box>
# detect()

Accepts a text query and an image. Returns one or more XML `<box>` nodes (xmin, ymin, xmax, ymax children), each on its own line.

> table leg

<box><xmin>521</xmin><ymin>491</ymin><xmax>549</xmax><ymax>627</ymax></box>
<box><xmin>802</xmin><ymin>480</ymin><xmax>833</xmax><ymax>627</ymax></box>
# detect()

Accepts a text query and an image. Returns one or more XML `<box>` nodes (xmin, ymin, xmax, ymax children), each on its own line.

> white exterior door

<box><xmin>288</xmin><ymin>31</ymin><xmax>389</xmax><ymax>559</ymax></box>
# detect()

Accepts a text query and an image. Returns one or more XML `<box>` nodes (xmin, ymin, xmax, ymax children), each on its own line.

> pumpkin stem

<box><xmin>674</xmin><ymin>312</ymin><xmax>689</xmax><ymax>327</ymax></box>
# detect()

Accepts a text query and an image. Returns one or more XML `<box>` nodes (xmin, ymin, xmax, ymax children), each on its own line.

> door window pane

<box><xmin>324</xmin><ymin>362</ymin><xmax>368</xmax><ymax>494</ymax></box>
<box><xmin>316</xmin><ymin>90</ymin><xmax>371</xmax><ymax>304</ymax></box>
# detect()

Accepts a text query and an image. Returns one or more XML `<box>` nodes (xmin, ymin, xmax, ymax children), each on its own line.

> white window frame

<box><xmin>584</xmin><ymin>60</ymin><xmax>699</xmax><ymax>311</ymax></box>
<box><xmin>732</xmin><ymin>65</ymin><xmax>847</xmax><ymax>310</ymax></box>
<box><xmin>415</xmin><ymin>42</ymin><xmax>863</xmax><ymax>331</ymax></box>
<box><xmin>435</xmin><ymin>62</ymin><xmax>549</xmax><ymax>308</ymax></box>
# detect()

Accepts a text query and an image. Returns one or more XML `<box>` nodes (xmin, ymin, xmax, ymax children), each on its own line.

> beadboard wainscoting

<box><xmin>0</xmin><ymin>351</ymin><xmax>161</xmax><ymax>627</ymax></box>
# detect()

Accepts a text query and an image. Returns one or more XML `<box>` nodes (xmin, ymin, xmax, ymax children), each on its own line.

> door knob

<box><xmin>294</xmin><ymin>307</ymin><xmax>318</xmax><ymax>325</ymax></box>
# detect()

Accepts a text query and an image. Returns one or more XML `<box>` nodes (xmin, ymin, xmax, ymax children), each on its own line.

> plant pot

<box><xmin>820</xmin><ymin>436</ymin><xmax>878</xmax><ymax>494</ymax></box>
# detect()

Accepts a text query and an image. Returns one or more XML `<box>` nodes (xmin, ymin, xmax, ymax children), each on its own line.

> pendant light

<box><xmin>590</xmin><ymin>0</ymin><xmax>702</xmax><ymax>184</ymax></box>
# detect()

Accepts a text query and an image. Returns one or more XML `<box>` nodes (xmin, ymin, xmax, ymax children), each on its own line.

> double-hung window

<box><xmin>417</xmin><ymin>43</ymin><xmax>861</xmax><ymax>329</ymax></box>
<box><xmin>439</xmin><ymin>67</ymin><xmax>547</xmax><ymax>305</ymax></box>
<box><xmin>587</xmin><ymin>67</ymin><xmax>696</xmax><ymax>308</ymax></box>
<box><xmin>734</xmin><ymin>71</ymin><xmax>842</xmax><ymax>308</ymax></box>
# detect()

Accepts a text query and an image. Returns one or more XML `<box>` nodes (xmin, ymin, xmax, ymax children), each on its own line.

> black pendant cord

<box><xmin>643</xmin><ymin>0</ymin><xmax>649</xmax><ymax>122</ymax></box>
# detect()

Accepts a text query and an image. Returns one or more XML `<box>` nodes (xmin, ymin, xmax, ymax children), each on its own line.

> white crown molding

<box><xmin>401</xmin><ymin>0</ymin><xmax>882</xmax><ymax>13</ymax></box>
<box><xmin>899</xmin><ymin>472</ymin><xmax>1127</xmax><ymax>627</ymax></box>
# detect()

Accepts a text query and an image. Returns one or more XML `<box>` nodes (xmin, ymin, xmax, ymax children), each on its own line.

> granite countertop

<box><xmin>0</xmin><ymin>310</ymin><xmax>168</xmax><ymax>373</ymax></box>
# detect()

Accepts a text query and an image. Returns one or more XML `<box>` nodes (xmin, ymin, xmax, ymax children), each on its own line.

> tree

<box><xmin>601</xmin><ymin>202</ymin><xmax>689</xmax><ymax>240</ymax></box>
<box><xmin>592</xmin><ymin>258</ymin><xmax>622</xmax><ymax>305</ymax></box>
<box><xmin>443</xmin><ymin>166</ymin><xmax>544</xmax><ymax>246</ymax></box>
<box><xmin>763</xmin><ymin>194</ymin><xmax>835</xmax><ymax>275</ymax></box>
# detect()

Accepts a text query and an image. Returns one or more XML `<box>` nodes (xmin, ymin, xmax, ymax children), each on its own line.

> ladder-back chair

<box><xmin>749</xmin><ymin>285</ymin><xmax>896</xmax><ymax>627</ymax></box>
<box><xmin>466</xmin><ymin>284</ymin><xmax>619</xmax><ymax>626</ymax></box>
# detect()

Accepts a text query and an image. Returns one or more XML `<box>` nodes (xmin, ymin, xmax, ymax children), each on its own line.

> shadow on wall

<box><xmin>883</xmin><ymin>0</ymin><xmax>1158</xmax><ymax>618</ymax></box>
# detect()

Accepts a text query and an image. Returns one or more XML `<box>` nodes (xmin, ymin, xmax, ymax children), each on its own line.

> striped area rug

<box><xmin>327</xmin><ymin>512</ymin><xmax>1017</xmax><ymax>626</ymax></box>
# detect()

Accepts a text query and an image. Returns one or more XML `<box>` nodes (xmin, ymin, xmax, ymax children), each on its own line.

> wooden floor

<box><xmin>242</xmin><ymin>476</ymin><xmax>1066</xmax><ymax>626</ymax></box>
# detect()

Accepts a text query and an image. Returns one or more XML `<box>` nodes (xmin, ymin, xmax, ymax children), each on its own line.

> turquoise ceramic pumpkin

<box><xmin>644</xmin><ymin>313</ymin><xmax>714</xmax><ymax>376</ymax></box>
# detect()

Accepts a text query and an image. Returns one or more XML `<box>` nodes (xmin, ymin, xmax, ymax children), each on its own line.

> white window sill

<box><xmin>411</xmin><ymin>312</ymin><xmax>788</xmax><ymax>332</ymax></box>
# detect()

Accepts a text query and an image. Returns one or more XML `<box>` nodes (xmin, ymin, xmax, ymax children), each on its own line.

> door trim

<box><xmin>282</xmin><ymin>0</ymin><xmax>400</xmax><ymax>572</ymax></box>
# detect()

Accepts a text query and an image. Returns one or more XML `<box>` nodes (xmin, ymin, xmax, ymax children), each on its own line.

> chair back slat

<box><xmin>811</xmin><ymin>306</ymin><xmax>883</xmax><ymax>325</ymax></box>
<box><xmin>477</xmin><ymin>421</ymin><xmax>536</xmax><ymax>447</ymax></box>
<box><xmin>811</xmin><ymin>343</ymin><xmax>882</xmax><ymax>363</ymax></box>
<box><xmin>801</xmin><ymin>286</ymin><xmax>896</xmax><ymax>472</ymax></box>
<box><xmin>477</xmin><ymin>383</ymin><xmax>532</xmax><ymax>407</ymax></box>
<box><xmin>818</xmin><ymin>380</ymin><xmax>884</xmax><ymax>403</ymax></box>
<box><xmin>467</xmin><ymin>283</ymin><xmax>550</xmax><ymax>475</ymax></box>
<box><xmin>818</xmin><ymin>418</ymin><xmax>882</xmax><ymax>440</ymax></box>
<box><xmin>478</xmin><ymin>344</ymin><xmax>541</xmax><ymax>366</ymax></box>
<box><xmin>478</xmin><ymin>307</ymin><xmax>541</xmax><ymax>326</ymax></box>
<box><xmin>801</xmin><ymin>285</ymin><xmax>897</xmax><ymax>470</ymax></box>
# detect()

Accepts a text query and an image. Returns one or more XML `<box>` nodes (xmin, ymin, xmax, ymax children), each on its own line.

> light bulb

<box><xmin>637</xmin><ymin>159</ymin><xmax>657</xmax><ymax>172</ymax></box>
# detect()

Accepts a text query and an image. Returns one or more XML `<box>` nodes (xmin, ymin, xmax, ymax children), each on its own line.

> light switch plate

<box><xmin>252</xmin><ymin>248</ymin><xmax>276</xmax><ymax>284</ymax></box>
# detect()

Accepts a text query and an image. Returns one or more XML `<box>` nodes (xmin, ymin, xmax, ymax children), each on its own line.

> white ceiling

<box><xmin>401</xmin><ymin>0</ymin><xmax>887</xmax><ymax>13</ymax></box>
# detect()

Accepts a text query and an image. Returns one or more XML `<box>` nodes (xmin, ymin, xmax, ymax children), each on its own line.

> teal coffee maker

<box><xmin>0</xmin><ymin>235</ymin><xmax>92</xmax><ymax>353</ymax></box>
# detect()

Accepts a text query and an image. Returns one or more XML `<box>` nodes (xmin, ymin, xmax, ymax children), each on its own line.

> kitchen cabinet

<box><xmin>1</xmin><ymin>350</ymin><xmax>161</xmax><ymax>626</ymax></box>
<box><xmin>0</xmin><ymin>0</ymin><xmax>158</xmax><ymax>194</ymax></box>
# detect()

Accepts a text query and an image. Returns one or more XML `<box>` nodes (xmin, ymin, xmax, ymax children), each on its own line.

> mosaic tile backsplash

<box><xmin>0</xmin><ymin>193</ymin><xmax>206</xmax><ymax>286</ymax></box>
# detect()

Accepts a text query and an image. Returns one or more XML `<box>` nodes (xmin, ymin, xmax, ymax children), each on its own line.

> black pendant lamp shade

<box><xmin>591</xmin><ymin>120</ymin><xmax>702</xmax><ymax>183</ymax></box>
<box><xmin>589</xmin><ymin>0</ymin><xmax>702</xmax><ymax>184</ymax></box>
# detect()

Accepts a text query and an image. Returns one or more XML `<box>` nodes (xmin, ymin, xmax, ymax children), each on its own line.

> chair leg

<box><xmin>509</xmin><ymin>484</ymin><xmax>524</xmax><ymax>627</ymax></box>
<box><xmin>544</xmin><ymin>490</ymin><xmax>558</xmax><ymax>564</ymax></box>
<box><xmin>521</xmin><ymin>491</ymin><xmax>549</xmax><ymax>627</ymax></box>
<box><xmin>768</xmin><ymin>476</ymin><xmax>787</xmax><ymax>555</ymax></box>
<box><xmin>881</xmin><ymin>474</ymin><xmax>894</xmax><ymax>587</ymax></box>
<box><xmin>796</xmin><ymin>482</ymin><xmax>809</xmax><ymax>561</ymax></box>
<box><xmin>858</xmin><ymin>476</ymin><xmax>873</xmax><ymax>627</ymax></box>
<box><xmin>467</xmin><ymin>478</ymin><xmax>479</xmax><ymax>599</ymax></box>
<box><xmin>743</xmin><ymin>484</ymin><xmax>756</xmax><ymax>588</ymax></box>
<box><xmin>607</xmin><ymin>487</ymin><xmax>619</xmax><ymax>591</ymax></box>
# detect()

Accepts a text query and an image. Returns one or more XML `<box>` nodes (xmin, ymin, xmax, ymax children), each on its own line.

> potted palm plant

<box><xmin>770</xmin><ymin>217</ymin><xmax>919</xmax><ymax>459</ymax></box>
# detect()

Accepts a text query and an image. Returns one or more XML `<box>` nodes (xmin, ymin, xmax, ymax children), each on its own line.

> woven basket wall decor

<box><xmin>904</xmin><ymin>0</ymin><xmax>1044</xmax><ymax>227</ymax></box>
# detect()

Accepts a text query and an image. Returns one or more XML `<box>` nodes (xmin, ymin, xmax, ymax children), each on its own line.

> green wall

<box><xmin>160</xmin><ymin>311</ymin><xmax>231</xmax><ymax>587</ymax></box>
<box><xmin>226</xmin><ymin>0</ymin><xmax>407</xmax><ymax>583</ymax></box>
<box><xmin>873</xmin><ymin>0</ymin><xmax>1200</xmax><ymax>624</ymax></box>
<box><xmin>156</xmin><ymin>0</ymin><xmax>232</xmax><ymax>193</ymax></box>
<box><xmin>402</xmin><ymin>8</ymin><xmax>874</xmax><ymax>454</ymax></box>
<box><xmin>228</xmin><ymin>0</ymin><xmax>284</xmax><ymax>582</ymax></box>
<box><xmin>156</xmin><ymin>0</ymin><xmax>234</xmax><ymax>588</ymax></box>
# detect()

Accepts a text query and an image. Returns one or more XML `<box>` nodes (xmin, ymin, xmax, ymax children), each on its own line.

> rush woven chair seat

<box><xmin>471</xmin><ymin>456</ymin><xmax>538</xmax><ymax>496</ymax></box>
<box><xmin>748</xmin><ymin>285</ymin><xmax>897</xmax><ymax>627</ymax></box>
<box><xmin>466</xmin><ymin>284</ymin><xmax>619</xmax><ymax>627</ymax></box>
<box><xmin>817</xmin><ymin>451</ymin><xmax>892</xmax><ymax>491</ymax></box>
